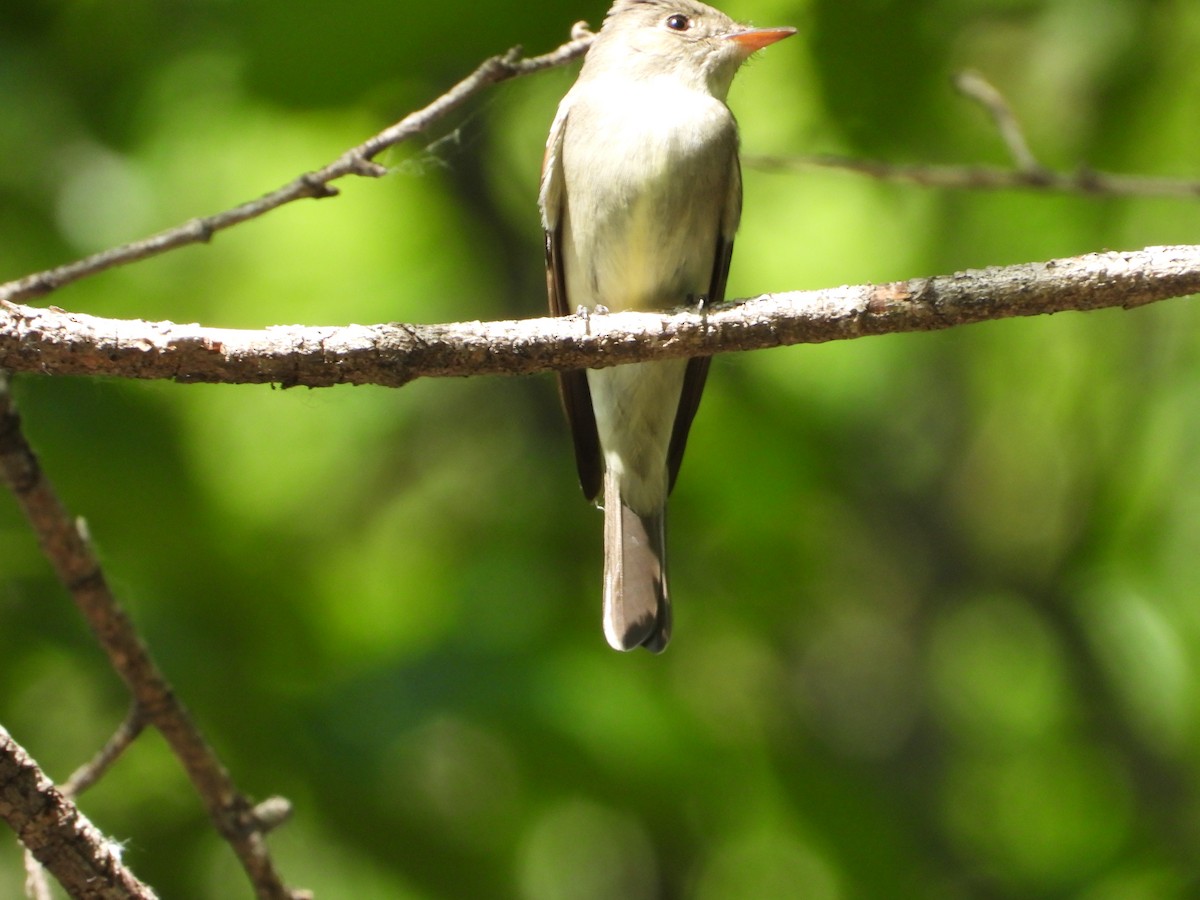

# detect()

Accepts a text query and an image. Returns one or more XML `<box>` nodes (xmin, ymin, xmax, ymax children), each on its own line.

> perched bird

<box><xmin>540</xmin><ymin>0</ymin><xmax>794</xmax><ymax>651</ymax></box>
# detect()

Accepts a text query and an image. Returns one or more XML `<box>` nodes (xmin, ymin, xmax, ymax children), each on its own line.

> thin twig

<box><xmin>61</xmin><ymin>705</ymin><xmax>147</xmax><ymax>799</ymax></box>
<box><xmin>0</xmin><ymin>27</ymin><xmax>599</xmax><ymax>898</ymax></box>
<box><xmin>1</xmin><ymin>726</ymin><xmax>157</xmax><ymax>900</ymax></box>
<box><xmin>747</xmin><ymin>154</ymin><xmax>1200</xmax><ymax>199</ymax></box>
<box><xmin>954</xmin><ymin>69</ymin><xmax>1043</xmax><ymax>172</ymax></box>
<box><xmin>0</xmin><ymin>31</ymin><xmax>593</xmax><ymax>307</ymax></box>
<box><xmin>21</xmin><ymin>706</ymin><xmax>146</xmax><ymax>898</ymax></box>
<box><xmin>749</xmin><ymin>70</ymin><xmax>1200</xmax><ymax>199</ymax></box>
<box><xmin>0</xmin><ymin>376</ymin><xmax>305</xmax><ymax>900</ymax></box>
<box><xmin>1</xmin><ymin>245</ymin><xmax>1197</xmax><ymax>387</ymax></box>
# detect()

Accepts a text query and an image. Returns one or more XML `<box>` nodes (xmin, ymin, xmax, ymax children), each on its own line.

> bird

<box><xmin>539</xmin><ymin>0</ymin><xmax>794</xmax><ymax>652</ymax></box>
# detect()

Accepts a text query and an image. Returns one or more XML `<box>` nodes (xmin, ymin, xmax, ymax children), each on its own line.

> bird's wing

<box><xmin>666</xmin><ymin>149</ymin><xmax>742</xmax><ymax>493</ymax></box>
<box><xmin>542</xmin><ymin>102</ymin><xmax>603</xmax><ymax>501</ymax></box>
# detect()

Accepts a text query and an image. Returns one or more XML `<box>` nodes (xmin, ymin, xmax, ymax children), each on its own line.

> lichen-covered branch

<box><xmin>1</xmin><ymin>245</ymin><xmax>1197</xmax><ymax>390</ymax></box>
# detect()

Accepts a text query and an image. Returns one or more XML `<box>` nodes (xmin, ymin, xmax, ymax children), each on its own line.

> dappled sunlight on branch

<box><xmin>2</xmin><ymin>245</ymin><xmax>1198</xmax><ymax>386</ymax></box>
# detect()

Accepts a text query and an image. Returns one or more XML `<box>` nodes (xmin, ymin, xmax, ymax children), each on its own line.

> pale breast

<box><xmin>560</xmin><ymin>78</ymin><xmax>738</xmax><ymax>313</ymax></box>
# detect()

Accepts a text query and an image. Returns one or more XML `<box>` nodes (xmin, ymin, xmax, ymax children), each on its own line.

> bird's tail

<box><xmin>602</xmin><ymin>469</ymin><xmax>671</xmax><ymax>653</ymax></box>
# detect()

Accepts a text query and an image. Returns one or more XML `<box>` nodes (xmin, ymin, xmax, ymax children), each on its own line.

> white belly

<box><xmin>587</xmin><ymin>360</ymin><xmax>688</xmax><ymax>514</ymax></box>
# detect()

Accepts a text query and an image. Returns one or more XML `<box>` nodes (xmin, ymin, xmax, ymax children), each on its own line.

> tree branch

<box><xmin>21</xmin><ymin>706</ymin><xmax>149</xmax><ymax>900</ymax></box>
<box><xmin>0</xmin><ymin>726</ymin><xmax>157</xmax><ymax>900</ymax></box>
<box><xmin>748</xmin><ymin>153</ymin><xmax>1200</xmax><ymax>198</ymax></box>
<box><xmin>0</xmin><ymin>377</ymin><xmax>305</xmax><ymax>900</ymax></box>
<box><xmin>748</xmin><ymin>71</ymin><xmax>1200</xmax><ymax>199</ymax></box>
<box><xmin>953</xmin><ymin>69</ymin><xmax>1042</xmax><ymax>172</ymax></box>
<box><xmin>0</xmin><ymin>31</ymin><xmax>593</xmax><ymax>307</ymax></box>
<box><xmin>2</xmin><ymin>20</ymin><xmax>1198</xmax><ymax>896</ymax></box>
<box><xmin>0</xmin><ymin>27</ymin><xmax>604</xmax><ymax>898</ymax></box>
<box><xmin>60</xmin><ymin>706</ymin><xmax>146</xmax><ymax>800</ymax></box>
<box><xmin>1</xmin><ymin>245</ymin><xmax>1197</xmax><ymax>389</ymax></box>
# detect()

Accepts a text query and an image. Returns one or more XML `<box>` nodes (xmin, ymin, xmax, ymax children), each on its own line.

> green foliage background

<box><xmin>3</xmin><ymin>0</ymin><xmax>1200</xmax><ymax>897</ymax></box>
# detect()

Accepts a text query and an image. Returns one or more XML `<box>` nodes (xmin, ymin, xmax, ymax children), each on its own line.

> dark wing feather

<box><xmin>542</xmin><ymin>105</ymin><xmax>602</xmax><ymax>501</ymax></box>
<box><xmin>546</xmin><ymin>228</ymin><xmax>603</xmax><ymax>501</ymax></box>
<box><xmin>666</xmin><ymin>150</ymin><xmax>741</xmax><ymax>493</ymax></box>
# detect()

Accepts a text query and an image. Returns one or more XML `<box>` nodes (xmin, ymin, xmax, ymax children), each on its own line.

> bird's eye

<box><xmin>665</xmin><ymin>14</ymin><xmax>691</xmax><ymax>31</ymax></box>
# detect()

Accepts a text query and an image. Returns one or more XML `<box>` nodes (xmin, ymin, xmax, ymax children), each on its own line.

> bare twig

<box><xmin>747</xmin><ymin>153</ymin><xmax>1200</xmax><ymax>199</ymax></box>
<box><xmin>1</xmin><ymin>28</ymin><xmax>1197</xmax><ymax>897</ymax></box>
<box><xmin>0</xmin><ymin>26</ymin><xmax>601</xmax><ymax>898</ymax></box>
<box><xmin>0</xmin><ymin>377</ymin><xmax>305</xmax><ymax>900</ymax></box>
<box><xmin>0</xmin><ymin>31</ymin><xmax>593</xmax><ymax>307</ymax></box>
<box><xmin>1</xmin><ymin>726</ymin><xmax>157</xmax><ymax>900</ymax></box>
<box><xmin>61</xmin><ymin>706</ymin><xmax>147</xmax><ymax>800</ymax></box>
<box><xmin>1</xmin><ymin>245</ymin><xmax>1197</xmax><ymax>387</ymax></box>
<box><xmin>954</xmin><ymin>69</ymin><xmax>1043</xmax><ymax>172</ymax></box>
<box><xmin>749</xmin><ymin>71</ymin><xmax>1200</xmax><ymax>199</ymax></box>
<box><xmin>21</xmin><ymin>707</ymin><xmax>147</xmax><ymax>898</ymax></box>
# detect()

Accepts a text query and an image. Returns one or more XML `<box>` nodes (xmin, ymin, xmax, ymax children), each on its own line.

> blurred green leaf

<box><xmin>4</xmin><ymin>0</ymin><xmax>1200</xmax><ymax>897</ymax></box>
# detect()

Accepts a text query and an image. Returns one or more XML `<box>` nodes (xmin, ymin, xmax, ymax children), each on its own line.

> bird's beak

<box><xmin>725</xmin><ymin>26</ymin><xmax>797</xmax><ymax>53</ymax></box>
